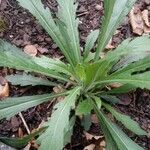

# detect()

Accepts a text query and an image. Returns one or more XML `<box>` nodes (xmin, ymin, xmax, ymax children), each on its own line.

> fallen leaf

<box><xmin>18</xmin><ymin>127</ymin><xmax>24</xmax><ymax>138</ymax></box>
<box><xmin>106</xmin><ymin>38</ymin><xmax>115</xmax><ymax>49</ymax></box>
<box><xmin>91</xmin><ymin>114</ymin><xmax>99</xmax><ymax>124</ymax></box>
<box><xmin>129</xmin><ymin>6</ymin><xmax>144</xmax><ymax>35</ymax></box>
<box><xmin>84</xmin><ymin>132</ymin><xmax>106</xmax><ymax>150</ymax></box>
<box><xmin>24</xmin><ymin>45</ymin><xmax>37</xmax><ymax>57</ymax></box>
<box><xmin>83</xmin><ymin>144</ymin><xmax>95</xmax><ymax>150</ymax></box>
<box><xmin>53</xmin><ymin>85</ymin><xmax>64</xmax><ymax>102</ymax></box>
<box><xmin>142</xmin><ymin>9</ymin><xmax>150</xmax><ymax>33</ymax></box>
<box><xmin>84</xmin><ymin>132</ymin><xmax>102</xmax><ymax>140</ymax></box>
<box><xmin>0</xmin><ymin>77</ymin><xmax>9</xmax><ymax>99</ymax></box>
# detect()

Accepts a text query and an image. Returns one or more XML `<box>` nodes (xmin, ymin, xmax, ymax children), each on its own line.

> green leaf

<box><xmin>81</xmin><ymin>114</ymin><xmax>91</xmax><ymax>131</ymax></box>
<box><xmin>16</xmin><ymin>0</ymin><xmax>74</xmax><ymax>66</ymax></box>
<box><xmin>57</xmin><ymin>0</ymin><xmax>81</xmax><ymax>65</ymax></box>
<box><xmin>33</xmin><ymin>56</ymin><xmax>73</xmax><ymax>75</ymax></box>
<box><xmin>6</xmin><ymin>74</ymin><xmax>57</xmax><ymax>87</ymax></box>
<box><xmin>83</xmin><ymin>30</ymin><xmax>99</xmax><ymax>59</ymax></box>
<box><xmin>95</xmin><ymin>0</ymin><xmax>136</xmax><ymax>60</ymax></box>
<box><xmin>97</xmin><ymin>57</ymin><xmax>150</xmax><ymax>90</ymax></box>
<box><xmin>0</xmin><ymin>40</ymin><xmax>70</xmax><ymax>82</ymax></box>
<box><xmin>106</xmin><ymin>84</ymin><xmax>136</xmax><ymax>94</ymax></box>
<box><xmin>0</xmin><ymin>92</ymin><xmax>67</xmax><ymax>119</ymax></box>
<box><xmin>64</xmin><ymin>116</ymin><xmax>76</xmax><ymax>146</ymax></box>
<box><xmin>100</xmin><ymin>95</ymin><xmax>120</xmax><ymax>104</ymax></box>
<box><xmin>94</xmin><ymin>36</ymin><xmax>150</xmax><ymax>83</ymax></box>
<box><xmin>111</xmin><ymin>36</ymin><xmax>150</xmax><ymax>72</ymax></box>
<box><xmin>37</xmin><ymin>87</ymin><xmax>81</xmax><ymax>150</ymax></box>
<box><xmin>103</xmin><ymin>103</ymin><xmax>148</xmax><ymax>136</ymax></box>
<box><xmin>76</xmin><ymin>100</ymin><xmax>92</xmax><ymax>115</ymax></box>
<box><xmin>0</xmin><ymin>127</ymin><xmax>46</xmax><ymax>149</ymax></box>
<box><xmin>91</xmin><ymin>100</ymin><xmax>144</xmax><ymax>150</ymax></box>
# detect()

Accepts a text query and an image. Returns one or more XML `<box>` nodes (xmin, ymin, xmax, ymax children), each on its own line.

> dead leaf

<box><xmin>24</xmin><ymin>45</ymin><xmax>37</xmax><ymax>57</ymax></box>
<box><xmin>53</xmin><ymin>85</ymin><xmax>64</xmax><ymax>102</ymax></box>
<box><xmin>84</xmin><ymin>132</ymin><xmax>106</xmax><ymax>150</ymax></box>
<box><xmin>91</xmin><ymin>114</ymin><xmax>99</xmax><ymax>124</ymax></box>
<box><xmin>129</xmin><ymin>6</ymin><xmax>144</xmax><ymax>35</ymax></box>
<box><xmin>0</xmin><ymin>77</ymin><xmax>9</xmax><ymax>98</ymax></box>
<box><xmin>84</xmin><ymin>132</ymin><xmax>102</xmax><ymax>140</ymax></box>
<box><xmin>84</xmin><ymin>144</ymin><xmax>95</xmax><ymax>150</ymax></box>
<box><xmin>106</xmin><ymin>38</ymin><xmax>115</xmax><ymax>49</ymax></box>
<box><xmin>142</xmin><ymin>10</ymin><xmax>150</xmax><ymax>33</ymax></box>
<box><xmin>18</xmin><ymin>127</ymin><xmax>24</xmax><ymax>138</ymax></box>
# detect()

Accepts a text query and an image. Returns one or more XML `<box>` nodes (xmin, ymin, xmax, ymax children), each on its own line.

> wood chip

<box><xmin>91</xmin><ymin>114</ymin><xmax>99</xmax><ymax>124</ymax></box>
<box><xmin>84</xmin><ymin>144</ymin><xmax>95</xmax><ymax>150</ymax></box>
<box><xmin>129</xmin><ymin>6</ymin><xmax>144</xmax><ymax>35</ymax></box>
<box><xmin>24</xmin><ymin>45</ymin><xmax>37</xmax><ymax>57</ymax></box>
<box><xmin>142</xmin><ymin>9</ymin><xmax>150</xmax><ymax>33</ymax></box>
<box><xmin>106</xmin><ymin>38</ymin><xmax>115</xmax><ymax>49</ymax></box>
<box><xmin>0</xmin><ymin>77</ymin><xmax>9</xmax><ymax>99</ymax></box>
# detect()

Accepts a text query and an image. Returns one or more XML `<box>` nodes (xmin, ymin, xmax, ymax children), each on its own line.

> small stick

<box><xmin>19</xmin><ymin>112</ymin><xmax>31</xmax><ymax>134</ymax></box>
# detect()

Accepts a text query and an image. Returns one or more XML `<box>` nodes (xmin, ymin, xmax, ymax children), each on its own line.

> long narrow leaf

<box><xmin>16</xmin><ymin>0</ymin><xmax>74</xmax><ymax>66</ymax></box>
<box><xmin>0</xmin><ymin>127</ymin><xmax>46</xmax><ymax>149</ymax></box>
<box><xmin>95</xmin><ymin>0</ymin><xmax>136</xmax><ymax>60</ymax></box>
<box><xmin>95</xmin><ymin>57</ymin><xmax>150</xmax><ymax>90</ymax></box>
<box><xmin>0</xmin><ymin>92</ymin><xmax>68</xmax><ymax>119</ymax></box>
<box><xmin>6</xmin><ymin>74</ymin><xmax>57</xmax><ymax>87</ymax></box>
<box><xmin>0</xmin><ymin>40</ymin><xmax>70</xmax><ymax>82</ymax></box>
<box><xmin>57</xmin><ymin>0</ymin><xmax>81</xmax><ymax>65</ymax></box>
<box><xmin>83</xmin><ymin>30</ymin><xmax>99</xmax><ymax>59</ymax></box>
<box><xmin>91</xmin><ymin>100</ymin><xmax>144</xmax><ymax>150</ymax></box>
<box><xmin>93</xmin><ymin>36</ymin><xmax>150</xmax><ymax>84</ymax></box>
<box><xmin>37</xmin><ymin>87</ymin><xmax>81</xmax><ymax>150</ymax></box>
<box><xmin>102</xmin><ymin>103</ymin><xmax>147</xmax><ymax>135</ymax></box>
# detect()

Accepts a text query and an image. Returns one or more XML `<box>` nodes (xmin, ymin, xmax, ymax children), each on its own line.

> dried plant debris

<box><xmin>0</xmin><ymin>76</ymin><xmax>9</xmax><ymax>99</ymax></box>
<box><xmin>130</xmin><ymin>6</ymin><xmax>150</xmax><ymax>35</ymax></box>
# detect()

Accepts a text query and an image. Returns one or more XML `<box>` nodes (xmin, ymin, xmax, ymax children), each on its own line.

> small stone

<box><xmin>9</xmin><ymin>35</ymin><xmax>13</xmax><ymax>38</ymax></box>
<box><xmin>95</xmin><ymin>5</ymin><xmax>102</xmax><ymax>11</ymax></box>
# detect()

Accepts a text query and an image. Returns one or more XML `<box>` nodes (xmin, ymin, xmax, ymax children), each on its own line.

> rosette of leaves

<box><xmin>0</xmin><ymin>0</ymin><xmax>150</xmax><ymax>150</ymax></box>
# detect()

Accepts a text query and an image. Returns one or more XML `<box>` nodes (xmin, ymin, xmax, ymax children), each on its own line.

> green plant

<box><xmin>0</xmin><ymin>0</ymin><xmax>150</xmax><ymax>149</ymax></box>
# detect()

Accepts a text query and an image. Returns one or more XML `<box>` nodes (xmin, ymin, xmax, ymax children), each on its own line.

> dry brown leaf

<box><xmin>84</xmin><ymin>132</ymin><xmax>103</xmax><ymax>140</ymax></box>
<box><xmin>24</xmin><ymin>45</ymin><xmax>37</xmax><ymax>57</ymax></box>
<box><xmin>129</xmin><ymin>7</ymin><xmax>144</xmax><ymax>35</ymax></box>
<box><xmin>142</xmin><ymin>10</ymin><xmax>150</xmax><ymax>27</ymax></box>
<box><xmin>83</xmin><ymin>144</ymin><xmax>95</xmax><ymax>150</ymax></box>
<box><xmin>53</xmin><ymin>85</ymin><xmax>64</xmax><ymax>102</ymax></box>
<box><xmin>84</xmin><ymin>132</ymin><xmax>106</xmax><ymax>150</ymax></box>
<box><xmin>142</xmin><ymin>10</ymin><xmax>150</xmax><ymax>33</ymax></box>
<box><xmin>0</xmin><ymin>77</ymin><xmax>9</xmax><ymax>99</ymax></box>
<box><xmin>106</xmin><ymin>38</ymin><xmax>115</xmax><ymax>49</ymax></box>
<box><xmin>18</xmin><ymin>127</ymin><xmax>24</xmax><ymax>138</ymax></box>
<box><xmin>91</xmin><ymin>114</ymin><xmax>99</xmax><ymax>124</ymax></box>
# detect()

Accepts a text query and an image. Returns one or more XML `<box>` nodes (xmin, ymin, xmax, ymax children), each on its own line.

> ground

<box><xmin>0</xmin><ymin>0</ymin><xmax>150</xmax><ymax>150</ymax></box>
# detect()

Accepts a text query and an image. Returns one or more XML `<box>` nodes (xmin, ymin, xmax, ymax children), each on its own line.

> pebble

<box><xmin>95</xmin><ymin>5</ymin><xmax>102</xmax><ymax>11</ymax></box>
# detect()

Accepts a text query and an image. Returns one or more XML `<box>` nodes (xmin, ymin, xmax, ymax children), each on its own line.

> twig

<box><xmin>19</xmin><ymin>112</ymin><xmax>31</xmax><ymax>134</ymax></box>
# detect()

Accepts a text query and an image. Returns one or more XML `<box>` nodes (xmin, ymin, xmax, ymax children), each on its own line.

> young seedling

<box><xmin>0</xmin><ymin>0</ymin><xmax>150</xmax><ymax>150</ymax></box>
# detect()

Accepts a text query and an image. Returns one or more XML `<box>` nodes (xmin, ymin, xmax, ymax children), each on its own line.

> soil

<box><xmin>0</xmin><ymin>0</ymin><xmax>150</xmax><ymax>150</ymax></box>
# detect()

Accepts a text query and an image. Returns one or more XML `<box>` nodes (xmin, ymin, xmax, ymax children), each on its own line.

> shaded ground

<box><xmin>0</xmin><ymin>0</ymin><xmax>150</xmax><ymax>149</ymax></box>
